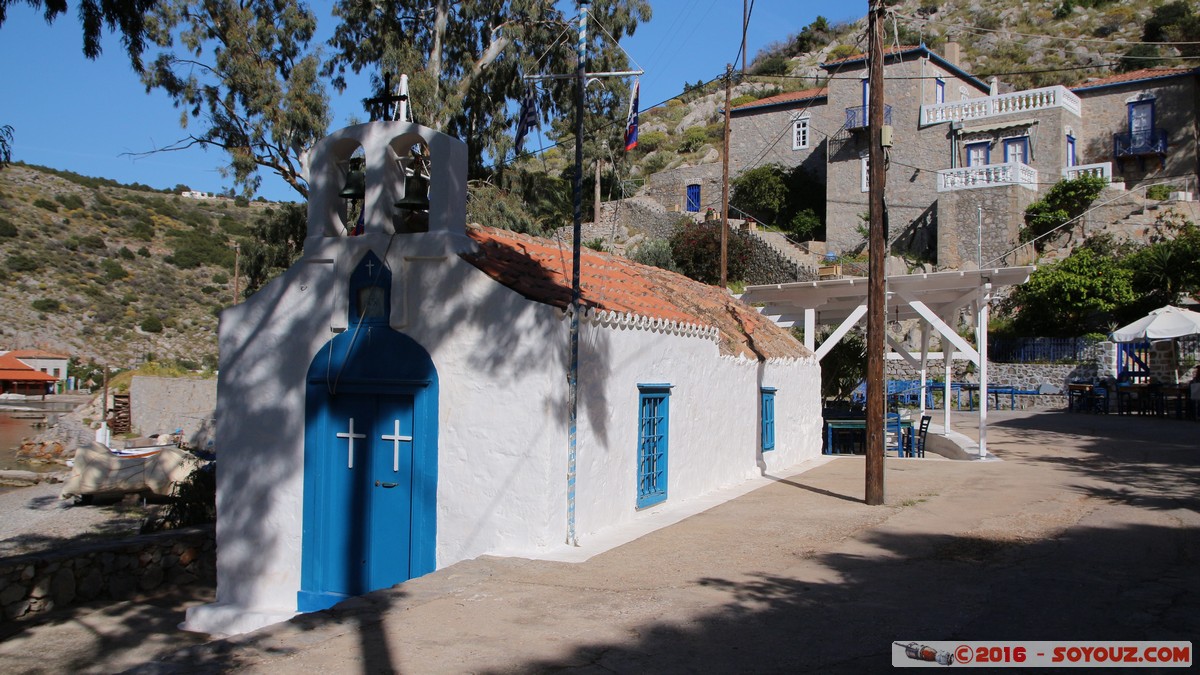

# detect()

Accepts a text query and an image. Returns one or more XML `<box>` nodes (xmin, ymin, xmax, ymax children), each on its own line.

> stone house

<box><xmin>183</xmin><ymin>120</ymin><xmax>822</xmax><ymax>637</ymax></box>
<box><xmin>722</xmin><ymin>44</ymin><xmax>1200</xmax><ymax>270</ymax></box>
<box><xmin>1072</xmin><ymin>67</ymin><xmax>1200</xmax><ymax>194</ymax></box>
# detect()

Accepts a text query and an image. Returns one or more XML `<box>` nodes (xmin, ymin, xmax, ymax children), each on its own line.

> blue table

<box><xmin>824</xmin><ymin>418</ymin><xmax>915</xmax><ymax>456</ymax></box>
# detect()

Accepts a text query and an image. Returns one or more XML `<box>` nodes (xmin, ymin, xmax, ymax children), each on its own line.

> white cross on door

<box><xmin>336</xmin><ymin>417</ymin><xmax>366</xmax><ymax>469</ymax></box>
<box><xmin>381</xmin><ymin>419</ymin><xmax>413</xmax><ymax>472</ymax></box>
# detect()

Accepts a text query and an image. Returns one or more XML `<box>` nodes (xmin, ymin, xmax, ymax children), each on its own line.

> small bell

<box><xmin>395</xmin><ymin>174</ymin><xmax>430</xmax><ymax>212</ymax></box>
<box><xmin>339</xmin><ymin>159</ymin><xmax>366</xmax><ymax>200</ymax></box>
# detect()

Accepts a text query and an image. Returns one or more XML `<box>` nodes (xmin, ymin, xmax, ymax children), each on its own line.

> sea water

<box><xmin>0</xmin><ymin>412</ymin><xmax>54</xmax><ymax>472</ymax></box>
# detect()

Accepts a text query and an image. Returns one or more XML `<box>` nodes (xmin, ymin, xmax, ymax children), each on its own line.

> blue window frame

<box><xmin>935</xmin><ymin>78</ymin><xmax>945</xmax><ymax>104</ymax></box>
<box><xmin>1003</xmin><ymin>137</ymin><xmax>1029</xmax><ymax>165</ymax></box>
<box><xmin>1066</xmin><ymin>134</ymin><xmax>1077</xmax><ymax>167</ymax></box>
<box><xmin>685</xmin><ymin>184</ymin><xmax>701</xmax><ymax>212</ymax></box>
<box><xmin>636</xmin><ymin>385</ymin><xmax>670</xmax><ymax>508</ymax></box>
<box><xmin>761</xmin><ymin>388</ymin><xmax>776</xmax><ymax>452</ymax></box>
<box><xmin>966</xmin><ymin>141</ymin><xmax>990</xmax><ymax>167</ymax></box>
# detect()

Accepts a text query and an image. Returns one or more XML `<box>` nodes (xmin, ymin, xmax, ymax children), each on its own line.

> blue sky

<box><xmin>0</xmin><ymin>1</ymin><xmax>852</xmax><ymax>202</ymax></box>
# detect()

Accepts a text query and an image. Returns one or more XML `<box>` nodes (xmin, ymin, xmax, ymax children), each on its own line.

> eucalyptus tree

<box><xmin>325</xmin><ymin>0</ymin><xmax>651</xmax><ymax>178</ymax></box>
<box><xmin>138</xmin><ymin>0</ymin><xmax>330</xmax><ymax>198</ymax></box>
<box><xmin>0</xmin><ymin>0</ymin><xmax>155</xmax><ymax>65</ymax></box>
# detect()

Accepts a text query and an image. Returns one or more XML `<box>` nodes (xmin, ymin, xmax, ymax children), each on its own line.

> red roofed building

<box><xmin>188</xmin><ymin>120</ymin><xmax>822</xmax><ymax>637</ymax></box>
<box><xmin>3</xmin><ymin>349</ymin><xmax>69</xmax><ymax>393</ymax></box>
<box><xmin>0</xmin><ymin>353</ymin><xmax>58</xmax><ymax>397</ymax></box>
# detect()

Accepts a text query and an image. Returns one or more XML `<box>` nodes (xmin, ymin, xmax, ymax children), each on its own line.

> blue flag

<box><xmin>624</xmin><ymin>80</ymin><xmax>640</xmax><ymax>152</ymax></box>
<box><xmin>514</xmin><ymin>89</ymin><xmax>538</xmax><ymax>154</ymax></box>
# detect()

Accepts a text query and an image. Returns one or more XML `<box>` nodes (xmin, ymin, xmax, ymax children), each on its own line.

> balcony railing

<box><xmin>845</xmin><ymin>104</ymin><xmax>892</xmax><ymax>129</ymax></box>
<box><xmin>1114</xmin><ymin>129</ymin><xmax>1168</xmax><ymax>157</ymax></box>
<box><xmin>937</xmin><ymin>162</ymin><xmax>1039</xmax><ymax>192</ymax></box>
<box><xmin>1063</xmin><ymin>162</ymin><xmax>1112</xmax><ymax>182</ymax></box>
<box><xmin>921</xmin><ymin>86</ymin><xmax>1081</xmax><ymax>126</ymax></box>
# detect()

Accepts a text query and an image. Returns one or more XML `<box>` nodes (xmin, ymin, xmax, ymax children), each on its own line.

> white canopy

<box><xmin>1110</xmin><ymin>306</ymin><xmax>1200</xmax><ymax>342</ymax></box>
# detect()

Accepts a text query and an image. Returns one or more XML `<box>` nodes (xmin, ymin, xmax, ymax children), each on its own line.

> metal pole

<box><xmin>865</xmin><ymin>0</ymin><xmax>887</xmax><ymax>506</ymax></box>
<box><xmin>566</xmin><ymin>1</ymin><xmax>588</xmax><ymax>547</ymax></box>
<box><xmin>721</xmin><ymin>64</ymin><xmax>732</xmax><ymax>288</ymax></box>
<box><xmin>977</xmin><ymin>205</ymin><xmax>982</xmax><ymax>269</ymax></box>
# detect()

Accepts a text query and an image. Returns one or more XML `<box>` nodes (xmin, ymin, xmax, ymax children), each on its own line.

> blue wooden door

<box><xmin>685</xmin><ymin>184</ymin><xmax>701</xmax><ymax>212</ymax></box>
<box><xmin>317</xmin><ymin>393</ymin><xmax>415</xmax><ymax>599</ymax></box>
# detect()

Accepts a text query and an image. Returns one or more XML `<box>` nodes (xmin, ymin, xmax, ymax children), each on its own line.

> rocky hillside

<box><xmin>0</xmin><ymin>164</ymin><xmax>282</xmax><ymax>368</ymax></box>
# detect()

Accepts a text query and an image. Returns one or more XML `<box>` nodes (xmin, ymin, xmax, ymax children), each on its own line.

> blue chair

<box><xmin>886</xmin><ymin>412</ymin><xmax>904</xmax><ymax>456</ymax></box>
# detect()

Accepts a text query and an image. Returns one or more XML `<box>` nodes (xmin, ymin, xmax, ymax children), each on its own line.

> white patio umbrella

<box><xmin>1110</xmin><ymin>305</ymin><xmax>1200</xmax><ymax>342</ymax></box>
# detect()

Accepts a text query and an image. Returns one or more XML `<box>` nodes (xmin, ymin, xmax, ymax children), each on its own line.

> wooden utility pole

<box><xmin>720</xmin><ymin>63</ymin><xmax>732</xmax><ymax>288</ymax></box>
<box><xmin>865</xmin><ymin>0</ymin><xmax>887</xmax><ymax>505</ymax></box>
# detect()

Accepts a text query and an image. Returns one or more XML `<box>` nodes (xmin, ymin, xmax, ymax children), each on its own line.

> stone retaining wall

<box><xmin>0</xmin><ymin>525</ymin><xmax>214</xmax><ymax>621</ymax></box>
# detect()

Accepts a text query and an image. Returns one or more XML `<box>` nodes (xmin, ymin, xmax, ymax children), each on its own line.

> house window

<box><xmin>1003</xmin><ymin>137</ymin><xmax>1029</xmax><ymax>165</ymax></box>
<box><xmin>792</xmin><ymin>116</ymin><xmax>810</xmax><ymax>150</ymax></box>
<box><xmin>1066</xmin><ymin>134</ymin><xmax>1077</xmax><ymax>167</ymax></box>
<box><xmin>636</xmin><ymin>385</ymin><xmax>670</xmax><ymax>508</ymax></box>
<box><xmin>861</xmin><ymin>78</ymin><xmax>870</xmax><ymax>108</ymax></box>
<box><xmin>685</xmin><ymin>184</ymin><xmax>701</xmax><ymax>212</ymax></box>
<box><xmin>860</xmin><ymin>154</ymin><xmax>870</xmax><ymax>192</ymax></box>
<box><xmin>966</xmin><ymin>141</ymin><xmax>990</xmax><ymax>167</ymax></box>
<box><xmin>761</xmin><ymin>388</ymin><xmax>776</xmax><ymax>452</ymax></box>
<box><xmin>935</xmin><ymin>78</ymin><xmax>945</xmax><ymax>104</ymax></box>
<box><xmin>1129</xmin><ymin>99</ymin><xmax>1154</xmax><ymax>145</ymax></box>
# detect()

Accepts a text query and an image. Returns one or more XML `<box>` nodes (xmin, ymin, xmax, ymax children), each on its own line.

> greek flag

<box><xmin>624</xmin><ymin>79</ymin><xmax>640</xmax><ymax>152</ymax></box>
<box><xmin>514</xmin><ymin>89</ymin><xmax>538</xmax><ymax>154</ymax></box>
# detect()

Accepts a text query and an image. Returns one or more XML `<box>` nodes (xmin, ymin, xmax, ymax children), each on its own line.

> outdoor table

<box><xmin>960</xmin><ymin>384</ymin><xmax>1018</xmax><ymax>411</ymax></box>
<box><xmin>1158</xmin><ymin>384</ymin><xmax>1189</xmax><ymax>419</ymax></box>
<box><xmin>823</xmin><ymin>417</ymin><xmax>914</xmax><ymax>456</ymax></box>
<box><xmin>1068</xmin><ymin>383</ymin><xmax>1109</xmax><ymax>413</ymax></box>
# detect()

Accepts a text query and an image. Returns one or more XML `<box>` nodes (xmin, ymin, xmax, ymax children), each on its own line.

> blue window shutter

<box><xmin>685</xmin><ymin>184</ymin><xmax>701</xmax><ymax>212</ymax></box>
<box><xmin>761</xmin><ymin>388</ymin><xmax>776</xmax><ymax>451</ymax></box>
<box><xmin>636</xmin><ymin>385</ymin><xmax>671</xmax><ymax>508</ymax></box>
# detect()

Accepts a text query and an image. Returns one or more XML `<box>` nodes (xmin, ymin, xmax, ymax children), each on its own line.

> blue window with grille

<box><xmin>761</xmin><ymin>387</ymin><xmax>776</xmax><ymax>451</ymax></box>
<box><xmin>636</xmin><ymin>385</ymin><xmax>671</xmax><ymax>508</ymax></box>
<box><xmin>685</xmin><ymin>184</ymin><xmax>701</xmax><ymax>212</ymax></box>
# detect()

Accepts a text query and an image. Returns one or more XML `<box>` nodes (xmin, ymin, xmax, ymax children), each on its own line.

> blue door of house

<box><xmin>317</xmin><ymin>392</ymin><xmax>415</xmax><ymax>597</ymax></box>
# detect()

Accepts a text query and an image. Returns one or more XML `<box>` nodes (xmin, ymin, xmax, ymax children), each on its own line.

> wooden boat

<box><xmin>60</xmin><ymin>442</ymin><xmax>206</xmax><ymax>500</ymax></box>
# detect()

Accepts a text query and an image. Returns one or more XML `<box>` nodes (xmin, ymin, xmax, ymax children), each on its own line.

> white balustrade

<box><xmin>1062</xmin><ymin>163</ymin><xmax>1112</xmax><ymax>182</ymax></box>
<box><xmin>937</xmin><ymin>162</ymin><xmax>1040</xmax><ymax>192</ymax></box>
<box><xmin>922</xmin><ymin>86</ymin><xmax>1081</xmax><ymax>125</ymax></box>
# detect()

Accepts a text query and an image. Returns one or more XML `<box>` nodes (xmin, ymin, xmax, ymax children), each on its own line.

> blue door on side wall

<box><xmin>685</xmin><ymin>184</ymin><xmax>701</xmax><ymax>212</ymax></box>
<box><xmin>299</xmin><ymin>251</ymin><xmax>438</xmax><ymax>613</ymax></box>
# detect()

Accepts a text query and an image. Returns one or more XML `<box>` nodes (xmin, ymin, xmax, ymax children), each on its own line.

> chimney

<box><xmin>942</xmin><ymin>41</ymin><xmax>961</xmax><ymax>67</ymax></box>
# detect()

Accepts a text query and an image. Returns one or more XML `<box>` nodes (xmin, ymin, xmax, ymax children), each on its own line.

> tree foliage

<box><xmin>730</xmin><ymin>163</ymin><xmax>825</xmax><ymax>240</ymax></box>
<box><xmin>0</xmin><ymin>0</ymin><xmax>156</xmax><ymax>66</ymax></box>
<box><xmin>326</xmin><ymin>0</ymin><xmax>650</xmax><ymax>179</ymax></box>
<box><xmin>668</xmin><ymin>221</ymin><xmax>750</xmax><ymax>286</ymax></box>
<box><xmin>1002</xmin><ymin>240</ymin><xmax>1136</xmax><ymax>336</ymax></box>
<box><xmin>140</xmin><ymin>0</ymin><xmax>330</xmax><ymax>198</ymax></box>
<box><xmin>240</xmin><ymin>202</ymin><xmax>307</xmax><ymax>294</ymax></box>
<box><xmin>1120</xmin><ymin>1</ymin><xmax>1200</xmax><ymax>71</ymax></box>
<box><xmin>1022</xmin><ymin>175</ymin><xmax>1107</xmax><ymax>248</ymax></box>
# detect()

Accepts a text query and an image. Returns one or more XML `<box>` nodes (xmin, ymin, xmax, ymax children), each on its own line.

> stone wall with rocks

<box><xmin>734</xmin><ymin>230</ymin><xmax>814</xmax><ymax>285</ymax></box>
<box><xmin>129</xmin><ymin>376</ymin><xmax>217</xmax><ymax>449</ymax></box>
<box><xmin>0</xmin><ymin>526</ymin><xmax>214</xmax><ymax>621</ymax></box>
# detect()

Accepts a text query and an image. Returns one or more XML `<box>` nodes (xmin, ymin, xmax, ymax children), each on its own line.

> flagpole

<box><xmin>566</xmin><ymin>0</ymin><xmax>588</xmax><ymax>548</ymax></box>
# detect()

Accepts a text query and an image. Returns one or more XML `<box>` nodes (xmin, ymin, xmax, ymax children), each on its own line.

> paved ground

<box><xmin>2</xmin><ymin>408</ymin><xmax>1197</xmax><ymax>673</ymax></box>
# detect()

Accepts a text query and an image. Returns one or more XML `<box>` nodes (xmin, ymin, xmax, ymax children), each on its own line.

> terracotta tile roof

<box><xmin>1072</xmin><ymin>67</ymin><xmax>1195</xmax><ymax>91</ymax></box>
<box><xmin>5</xmin><ymin>349</ymin><xmax>69</xmax><ymax>360</ymax></box>
<box><xmin>0</xmin><ymin>353</ymin><xmax>57</xmax><ymax>382</ymax></box>
<box><xmin>822</xmin><ymin>45</ymin><xmax>919</xmax><ymax>68</ymax></box>
<box><xmin>731</xmin><ymin>87</ymin><xmax>827</xmax><ymax>113</ymax></box>
<box><xmin>462</xmin><ymin>225</ymin><xmax>811</xmax><ymax>360</ymax></box>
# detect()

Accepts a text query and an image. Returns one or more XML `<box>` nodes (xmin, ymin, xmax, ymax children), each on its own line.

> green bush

<box><xmin>33</xmin><ymin>198</ymin><xmax>59</xmax><ymax>212</ymax></box>
<box><xmin>54</xmin><ymin>193</ymin><xmax>86</xmax><ymax>210</ymax></box>
<box><xmin>669</xmin><ymin>221</ymin><xmax>751</xmax><ymax>285</ymax></box>
<box><xmin>6</xmin><ymin>254</ymin><xmax>39</xmax><ymax>272</ymax></box>
<box><xmin>0</xmin><ymin>218</ymin><xmax>16</xmax><ymax>237</ymax></box>
<box><xmin>211</xmin><ymin>272</ymin><xmax>229</xmax><ymax>284</ymax></box>
<box><xmin>641</xmin><ymin>151</ymin><xmax>672</xmax><ymax>176</ymax></box>
<box><xmin>101</xmin><ymin>259</ymin><xmax>129</xmax><ymax>281</ymax></box>
<box><xmin>730</xmin><ymin>94</ymin><xmax>760</xmax><ymax>108</ymax></box>
<box><xmin>137</xmin><ymin>246</ymin><xmax>151</xmax><ymax>257</ymax></box>
<box><xmin>68</xmin><ymin>234</ymin><xmax>106</xmax><ymax>251</ymax></box>
<box><xmin>828</xmin><ymin>44</ymin><xmax>858</xmax><ymax>60</ymax></box>
<box><xmin>1023</xmin><ymin>176</ymin><xmax>1108</xmax><ymax>247</ymax></box>
<box><xmin>753</xmin><ymin>54</ymin><xmax>791</xmax><ymax>76</ymax></box>
<box><xmin>119</xmin><ymin>246</ymin><xmax>136</xmax><ymax>260</ymax></box>
<box><xmin>678</xmin><ymin>126</ymin><xmax>710</xmax><ymax>153</ymax></box>
<box><xmin>636</xmin><ymin>130</ymin><xmax>668</xmax><ymax>153</ymax></box>
<box><xmin>140</xmin><ymin>315</ymin><xmax>164</xmax><ymax>333</ymax></box>
<box><xmin>629</xmin><ymin>239</ymin><xmax>678</xmax><ymax>273</ymax></box>
<box><xmin>1146</xmin><ymin>184</ymin><xmax>1175</xmax><ymax>200</ymax></box>
<box><xmin>31</xmin><ymin>298</ymin><xmax>61</xmax><ymax>312</ymax></box>
<box><xmin>583</xmin><ymin>238</ymin><xmax>606</xmax><ymax>252</ymax></box>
